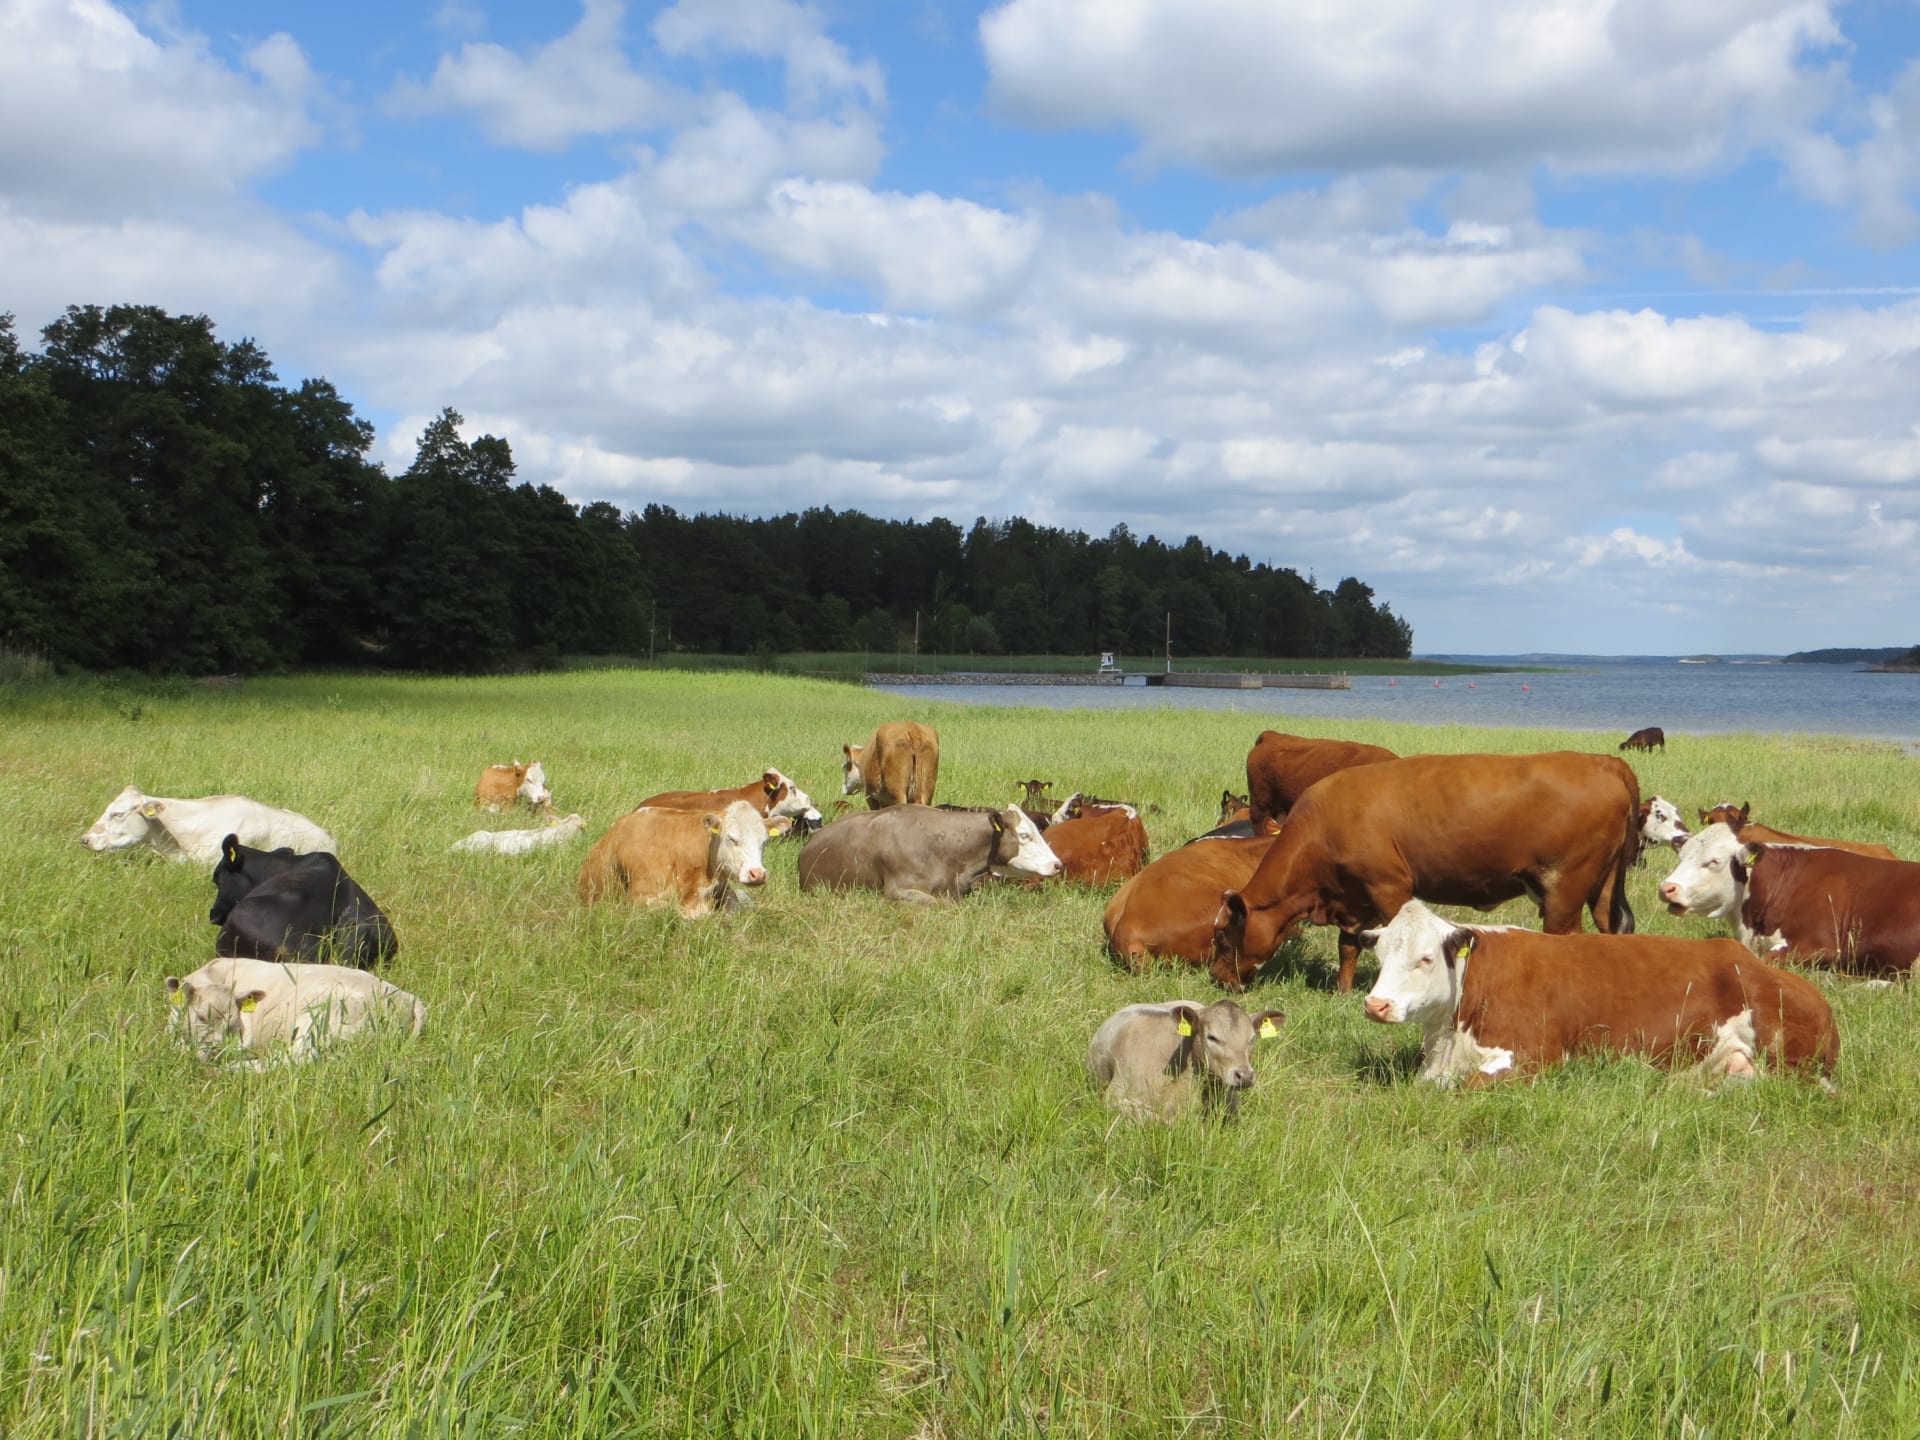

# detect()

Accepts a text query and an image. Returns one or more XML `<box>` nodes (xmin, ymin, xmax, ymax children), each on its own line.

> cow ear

<box><xmin>166</xmin><ymin>976</ymin><xmax>186</xmax><ymax>1007</ymax></box>
<box><xmin>1697</xmin><ymin>808</ymin><xmax>1709</xmax><ymax>824</ymax></box>
<box><xmin>1355</xmin><ymin>928</ymin><xmax>1382</xmax><ymax>951</ymax></box>
<box><xmin>1172</xmin><ymin>1004</ymin><xmax>1202</xmax><ymax>1039</ymax></box>
<box><xmin>222</xmin><ymin>834</ymin><xmax>241</xmax><ymax>865</ymax></box>
<box><xmin>1739</xmin><ymin>802</ymin><xmax>1751</xmax><ymax>821</ymax></box>
<box><xmin>1443</xmin><ymin>929</ymin><xmax>1476</xmax><ymax>968</ymax></box>
<box><xmin>141</xmin><ymin>802</ymin><xmax>163</xmax><ymax>818</ymax></box>
<box><xmin>702</xmin><ymin>812</ymin><xmax>723</xmax><ymax>835</ymax></box>
<box><xmin>987</xmin><ymin>810</ymin><xmax>1005</xmax><ymax>833</ymax></box>
<box><xmin>237</xmin><ymin>990</ymin><xmax>265</xmax><ymax>1013</ymax></box>
<box><xmin>1253</xmin><ymin>1010</ymin><xmax>1285</xmax><ymax>1038</ymax></box>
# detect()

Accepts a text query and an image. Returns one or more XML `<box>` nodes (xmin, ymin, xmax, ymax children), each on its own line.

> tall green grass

<box><xmin>1</xmin><ymin>671</ymin><xmax>1917</xmax><ymax>1436</ymax></box>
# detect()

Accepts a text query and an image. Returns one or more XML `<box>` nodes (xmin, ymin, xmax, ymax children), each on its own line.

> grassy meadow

<box><xmin>2</xmin><ymin>669</ymin><xmax>1919</xmax><ymax>1437</ymax></box>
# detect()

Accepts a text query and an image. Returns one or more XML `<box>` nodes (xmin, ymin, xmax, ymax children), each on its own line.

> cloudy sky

<box><xmin>6</xmin><ymin>0</ymin><xmax>1920</xmax><ymax>654</ymax></box>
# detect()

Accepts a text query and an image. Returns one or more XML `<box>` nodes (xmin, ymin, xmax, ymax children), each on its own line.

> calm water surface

<box><xmin>875</xmin><ymin>662</ymin><xmax>1920</xmax><ymax>745</ymax></box>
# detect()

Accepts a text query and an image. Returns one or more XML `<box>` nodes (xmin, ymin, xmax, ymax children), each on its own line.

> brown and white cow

<box><xmin>1040</xmin><ymin>804</ymin><xmax>1150</xmax><ymax>886</ymax></box>
<box><xmin>1212</xmin><ymin>751</ymin><xmax>1642</xmax><ymax>993</ymax></box>
<box><xmin>475</xmin><ymin>762</ymin><xmax>550</xmax><ymax>813</ymax></box>
<box><xmin>1695</xmin><ymin>802</ymin><xmax>1896</xmax><ymax>860</ymax></box>
<box><xmin>842</xmin><ymin>721</ymin><xmax>940</xmax><ymax>809</ymax></box>
<box><xmin>1619</xmin><ymin>727</ymin><xmax>1666</xmax><ymax>753</ymax></box>
<box><xmin>1359</xmin><ymin>900</ymin><xmax>1837</xmax><ymax>1087</ymax></box>
<box><xmin>1660</xmin><ymin>823</ymin><xmax>1920</xmax><ymax>973</ymax></box>
<box><xmin>577</xmin><ymin>802</ymin><xmax>768</xmax><ymax>917</ymax></box>
<box><xmin>1245</xmin><ymin>731</ymin><xmax>1397</xmax><ymax>829</ymax></box>
<box><xmin>636</xmin><ymin>769</ymin><xmax>823</xmax><ymax>832</ymax></box>
<box><xmin>1103</xmin><ymin>832</ymin><xmax>1281</xmax><ymax>972</ymax></box>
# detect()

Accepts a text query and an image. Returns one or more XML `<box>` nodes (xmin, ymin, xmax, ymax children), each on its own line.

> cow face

<box><xmin>705</xmin><ymin>801</ymin><xmax>769</xmax><ymax>888</ymax></box>
<box><xmin>1218</xmin><ymin>791</ymin><xmax>1250</xmax><ymax>825</ymax></box>
<box><xmin>763</xmin><ymin>769</ymin><xmax>823</xmax><ymax>828</ymax></box>
<box><xmin>1173</xmin><ymin>1000</ymin><xmax>1286</xmax><ymax>1112</ymax></box>
<box><xmin>1659</xmin><ymin>823</ymin><xmax>1751</xmax><ymax>919</ymax></box>
<box><xmin>1017</xmin><ymin>779</ymin><xmax>1052</xmax><ymax>808</ymax></box>
<box><xmin>989</xmin><ymin>807</ymin><xmax>1063</xmax><ymax>878</ymax></box>
<box><xmin>165</xmin><ymin>973</ymin><xmax>265</xmax><ymax>1061</ymax></box>
<box><xmin>1208</xmin><ymin>891</ymin><xmax>1290</xmax><ymax>990</ymax></box>
<box><xmin>1639</xmin><ymin>796</ymin><xmax>1690</xmax><ymax>850</ymax></box>
<box><xmin>1360</xmin><ymin>900</ymin><xmax>1475</xmax><ymax>1028</ymax></box>
<box><xmin>840</xmin><ymin>744</ymin><xmax>866</xmax><ymax>795</ymax></box>
<box><xmin>81</xmin><ymin>785</ymin><xmax>155</xmax><ymax>851</ymax></box>
<box><xmin>519</xmin><ymin>762</ymin><xmax>551</xmax><ymax>808</ymax></box>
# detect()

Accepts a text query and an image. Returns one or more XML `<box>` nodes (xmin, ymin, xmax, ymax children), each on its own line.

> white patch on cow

<box><xmin>1362</xmin><ymin>901</ymin><xmax>1505</xmax><ymax>1085</ymax></box>
<box><xmin>1764</xmin><ymin>929</ymin><xmax>1789</xmax><ymax>953</ymax></box>
<box><xmin>764</xmin><ymin>768</ymin><xmax>823</xmax><ymax>826</ymax></box>
<box><xmin>1476</xmin><ymin>1045</ymin><xmax>1515</xmax><ymax>1078</ymax></box>
<box><xmin>1699</xmin><ymin>1009</ymin><xmax>1759</xmax><ymax>1086</ymax></box>
<box><xmin>996</xmin><ymin>809</ymin><xmax>1063</xmax><ymax>878</ymax></box>
<box><xmin>1048</xmin><ymin>792</ymin><xmax>1137</xmax><ymax>825</ymax></box>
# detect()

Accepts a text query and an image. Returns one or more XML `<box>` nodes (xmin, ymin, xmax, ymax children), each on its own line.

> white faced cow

<box><xmin>167</xmin><ymin>958</ymin><xmax>426</xmax><ymax>1069</ymax></box>
<box><xmin>82</xmin><ymin>786</ymin><xmax>336</xmax><ymax>863</ymax></box>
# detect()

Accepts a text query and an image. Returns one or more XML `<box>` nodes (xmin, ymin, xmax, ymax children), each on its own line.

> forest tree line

<box><xmin>0</xmin><ymin>304</ymin><xmax>1414</xmax><ymax>675</ymax></box>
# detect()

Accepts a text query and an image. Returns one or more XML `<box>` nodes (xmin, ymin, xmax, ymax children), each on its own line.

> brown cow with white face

<box><xmin>577</xmin><ymin>802</ymin><xmax>769</xmax><ymax>917</ymax></box>
<box><xmin>475</xmin><ymin>762</ymin><xmax>550</xmax><ymax>812</ymax></box>
<box><xmin>1041</xmin><ymin>804</ymin><xmax>1150</xmax><ymax>885</ymax></box>
<box><xmin>1212</xmin><ymin>752</ymin><xmax>1641</xmax><ymax>993</ymax></box>
<box><xmin>1245</xmin><ymin>731</ymin><xmax>1397</xmax><ymax>829</ymax></box>
<box><xmin>636</xmin><ymin>769</ymin><xmax>823</xmax><ymax>832</ymax></box>
<box><xmin>1694</xmin><ymin>802</ymin><xmax>1896</xmax><ymax>860</ymax></box>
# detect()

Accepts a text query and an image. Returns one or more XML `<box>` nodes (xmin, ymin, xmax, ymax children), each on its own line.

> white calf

<box><xmin>451</xmin><ymin>813</ymin><xmax>588</xmax><ymax>855</ymax></box>
<box><xmin>167</xmin><ymin>958</ymin><xmax>426</xmax><ymax>1067</ymax></box>
<box><xmin>83</xmin><ymin>786</ymin><xmax>335</xmax><ymax>863</ymax></box>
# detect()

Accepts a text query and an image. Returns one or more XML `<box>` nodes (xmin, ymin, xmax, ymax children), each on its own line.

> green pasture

<box><xmin>1</xmin><ymin>669</ymin><xmax>1917</xmax><ymax>1437</ymax></box>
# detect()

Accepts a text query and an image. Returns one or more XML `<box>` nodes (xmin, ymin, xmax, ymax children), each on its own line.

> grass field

<box><xmin>2</xmin><ymin>669</ymin><xmax>1917</xmax><ymax>1437</ymax></box>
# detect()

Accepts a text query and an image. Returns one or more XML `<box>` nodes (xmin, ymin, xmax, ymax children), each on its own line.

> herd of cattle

<box><xmin>82</xmin><ymin>721</ymin><xmax>1916</xmax><ymax>1107</ymax></box>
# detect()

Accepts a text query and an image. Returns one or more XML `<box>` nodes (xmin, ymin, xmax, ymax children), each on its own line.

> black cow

<box><xmin>208</xmin><ymin>835</ymin><xmax>398</xmax><ymax>969</ymax></box>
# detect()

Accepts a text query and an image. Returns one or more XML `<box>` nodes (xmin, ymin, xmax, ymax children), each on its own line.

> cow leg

<box><xmin>1335</xmin><ymin>930</ymin><xmax>1361</xmax><ymax>993</ymax></box>
<box><xmin>1539</xmin><ymin>886</ymin><xmax>1586</xmax><ymax>934</ymax></box>
<box><xmin>884</xmin><ymin>883</ymin><xmax>941</xmax><ymax>904</ymax></box>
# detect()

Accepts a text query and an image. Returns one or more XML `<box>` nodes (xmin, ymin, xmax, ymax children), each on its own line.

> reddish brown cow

<box><xmin>1696</xmin><ymin>802</ymin><xmax>1896</xmax><ymax>860</ymax></box>
<box><xmin>1246</xmin><ymin>731</ymin><xmax>1397</xmax><ymax>829</ymax></box>
<box><xmin>1043</xmin><ymin>806</ymin><xmax>1150</xmax><ymax>885</ymax></box>
<box><xmin>1619</xmin><ymin>727</ymin><xmax>1666</xmax><ymax>752</ymax></box>
<box><xmin>1213</xmin><ymin>752</ymin><xmax>1642</xmax><ymax>993</ymax></box>
<box><xmin>1104</xmin><ymin>834</ymin><xmax>1280</xmax><ymax>971</ymax></box>
<box><xmin>636</xmin><ymin>769</ymin><xmax>823</xmax><ymax>831</ymax></box>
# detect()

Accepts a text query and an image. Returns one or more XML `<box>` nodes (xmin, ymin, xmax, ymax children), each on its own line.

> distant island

<box><xmin>1867</xmin><ymin>646</ymin><xmax>1920</xmax><ymax>674</ymax></box>
<box><xmin>1784</xmin><ymin>646</ymin><xmax>1915</xmax><ymax>665</ymax></box>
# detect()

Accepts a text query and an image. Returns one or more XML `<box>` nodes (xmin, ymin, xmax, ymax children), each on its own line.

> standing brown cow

<box><xmin>1246</xmin><ymin>731</ymin><xmax>1397</xmax><ymax>829</ymax></box>
<box><xmin>1620</xmin><ymin>727</ymin><xmax>1666</xmax><ymax>752</ymax></box>
<box><xmin>1212</xmin><ymin>752</ymin><xmax>1641</xmax><ymax>992</ymax></box>
<box><xmin>841</xmin><ymin>721</ymin><xmax>940</xmax><ymax>809</ymax></box>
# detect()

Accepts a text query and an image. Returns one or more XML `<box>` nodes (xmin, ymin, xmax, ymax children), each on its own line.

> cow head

<box><xmin>81</xmin><ymin>785</ymin><xmax>155</xmax><ymax>852</ymax></box>
<box><xmin>166</xmin><ymin>971</ymin><xmax>266</xmax><ymax>1061</ymax></box>
<box><xmin>1699</xmin><ymin>800</ymin><xmax>1750</xmax><ymax>828</ymax></box>
<box><xmin>1168</xmin><ymin>999</ymin><xmax>1286</xmax><ymax>1116</ymax></box>
<box><xmin>987</xmin><ymin>807</ymin><xmax>1063</xmax><ymax>878</ymax></box>
<box><xmin>1638</xmin><ymin>796</ymin><xmax>1690</xmax><ymax>850</ymax></box>
<box><xmin>1359</xmin><ymin>901</ymin><xmax>1478</xmax><ymax>1028</ymax></box>
<box><xmin>1218</xmin><ymin>791</ymin><xmax>1250</xmax><ymax>826</ymax></box>
<box><xmin>1016</xmin><ymin>778</ymin><xmax>1053</xmax><ymax>808</ymax></box>
<box><xmin>704</xmin><ymin>800</ymin><xmax>769</xmax><ymax>889</ymax></box>
<box><xmin>1659</xmin><ymin>823</ymin><xmax>1752</xmax><ymax>919</ymax></box>
<box><xmin>519</xmin><ymin>762</ymin><xmax>552</xmax><ymax>808</ymax></box>
<box><xmin>1208</xmin><ymin>890</ymin><xmax>1294</xmax><ymax>991</ymax></box>
<box><xmin>840</xmin><ymin>743</ymin><xmax>866</xmax><ymax>795</ymax></box>
<box><xmin>762</xmin><ymin>768</ymin><xmax>823</xmax><ymax>829</ymax></box>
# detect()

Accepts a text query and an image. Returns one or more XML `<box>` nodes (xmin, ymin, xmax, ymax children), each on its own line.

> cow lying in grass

<box><xmin>451</xmin><ymin>813</ymin><xmax>588</xmax><ymax>855</ymax></box>
<box><xmin>210</xmin><ymin>835</ymin><xmax>397</xmax><ymax>968</ymax></box>
<box><xmin>167</xmin><ymin>958</ymin><xmax>426</xmax><ymax>1069</ymax></box>
<box><xmin>1086</xmin><ymin>999</ymin><xmax>1285</xmax><ymax>1122</ymax></box>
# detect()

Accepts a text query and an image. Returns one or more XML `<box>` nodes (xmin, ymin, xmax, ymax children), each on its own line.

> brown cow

<box><xmin>1361</xmin><ymin>901</ymin><xmax>1837</xmax><ymax>1087</ymax></box>
<box><xmin>1213</xmin><ymin>751</ymin><xmax>1642</xmax><ymax>993</ymax></box>
<box><xmin>1660</xmin><ymin>824</ymin><xmax>1920</xmax><ymax>973</ymax></box>
<box><xmin>577</xmin><ymin>802</ymin><xmax>768</xmax><ymax>916</ymax></box>
<box><xmin>841</xmin><ymin>721</ymin><xmax>940</xmax><ymax>808</ymax></box>
<box><xmin>635</xmin><ymin>769</ymin><xmax>823</xmax><ymax>832</ymax></box>
<box><xmin>1042</xmin><ymin>805</ymin><xmax>1150</xmax><ymax>885</ymax></box>
<box><xmin>1696</xmin><ymin>802</ymin><xmax>1896</xmax><ymax>860</ymax></box>
<box><xmin>1218</xmin><ymin>790</ymin><xmax>1251</xmax><ymax>826</ymax></box>
<box><xmin>1104</xmin><ymin>833</ymin><xmax>1280</xmax><ymax>972</ymax></box>
<box><xmin>1620</xmin><ymin>727</ymin><xmax>1666</xmax><ymax>752</ymax></box>
<box><xmin>1246</xmin><ymin>731</ymin><xmax>1397</xmax><ymax>829</ymax></box>
<box><xmin>474</xmin><ymin>761</ymin><xmax>550</xmax><ymax>812</ymax></box>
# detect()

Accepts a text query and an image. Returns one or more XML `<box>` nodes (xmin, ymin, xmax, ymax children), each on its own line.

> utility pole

<box><xmin>1165</xmin><ymin>612</ymin><xmax>1172</xmax><ymax>674</ymax></box>
<box><xmin>649</xmin><ymin>600</ymin><xmax>656</xmax><ymax>663</ymax></box>
<box><xmin>913</xmin><ymin>610</ymin><xmax>920</xmax><ymax>675</ymax></box>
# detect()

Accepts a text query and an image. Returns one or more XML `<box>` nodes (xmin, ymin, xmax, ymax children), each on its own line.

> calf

<box><xmin>1016</xmin><ymin>779</ymin><xmax>1053</xmax><ymax>810</ymax></box>
<box><xmin>475</xmin><ymin>761</ymin><xmax>550</xmax><ymax>812</ymax></box>
<box><xmin>1041</xmin><ymin>805</ymin><xmax>1150</xmax><ymax>885</ymax></box>
<box><xmin>167</xmin><ymin>958</ymin><xmax>426</xmax><ymax>1068</ymax></box>
<box><xmin>1218</xmin><ymin>791</ymin><xmax>1251</xmax><ymax>827</ymax></box>
<box><xmin>210</xmin><ymin>836</ymin><xmax>397</xmax><ymax>968</ymax></box>
<box><xmin>637</xmin><ymin>769</ymin><xmax>823</xmax><ymax>832</ymax></box>
<box><xmin>1695</xmin><ymin>802</ymin><xmax>1895</xmax><ymax>860</ymax></box>
<box><xmin>1620</xmin><ymin>726</ymin><xmax>1666</xmax><ymax>753</ymax></box>
<box><xmin>798</xmin><ymin>805</ymin><xmax>1059</xmax><ymax>901</ymax></box>
<box><xmin>82</xmin><ymin>786</ymin><xmax>335</xmax><ymax>863</ymax></box>
<box><xmin>578</xmin><ymin>802</ymin><xmax>768</xmax><ymax>916</ymax></box>
<box><xmin>1660</xmin><ymin>824</ymin><xmax>1920</xmax><ymax>973</ymax></box>
<box><xmin>1104</xmin><ymin>833</ymin><xmax>1279</xmax><ymax>971</ymax></box>
<box><xmin>1361</xmin><ymin>900</ymin><xmax>1837</xmax><ymax>1086</ymax></box>
<box><xmin>451</xmin><ymin>813</ymin><xmax>588</xmax><ymax>855</ymax></box>
<box><xmin>1246</xmin><ymin>731</ymin><xmax>1397</xmax><ymax>829</ymax></box>
<box><xmin>841</xmin><ymin>721</ymin><xmax>940</xmax><ymax>808</ymax></box>
<box><xmin>1086</xmin><ymin>1000</ymin><xmax>1285</xmax><ymax>1122</ymax></box>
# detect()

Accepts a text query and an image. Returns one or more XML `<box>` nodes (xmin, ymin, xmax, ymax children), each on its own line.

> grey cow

<box><xmin>1086</xmin><ymin>1000</ymin><xmax>1285</xmax><ymax>1123</ymax></box>
<box><xmin>797</xmin><ymin>805</ymin><xmax>1060</xmax><ymax>902</ymax></box>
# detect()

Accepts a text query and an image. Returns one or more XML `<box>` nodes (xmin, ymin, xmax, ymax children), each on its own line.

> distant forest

<box><xmin>1784</xmin><ymin>646</ymin><xmax>1917</xmax><ymax>664</ymax></box>
<box><xmin>0</xmin><ymin>304</ymin><xmax>1414</xmax><ymax>675</ymax></box>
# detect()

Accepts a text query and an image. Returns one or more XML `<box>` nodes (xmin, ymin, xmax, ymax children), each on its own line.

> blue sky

<box><xmin>5</xmin><ymin>0</ymin><xmax>1920</xmax><ymax>654</ymax></box>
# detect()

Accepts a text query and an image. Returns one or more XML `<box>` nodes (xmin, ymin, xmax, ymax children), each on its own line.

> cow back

<box><xmin>1104</xmin><ymin>834</ymin><xmax>1277</xmax><ymax>967</ymax></box>
<box><xmin>1246</xmin><ymin>731</ymin><xmax>1397</xmax><ymax>828</ymax></box>
<box><xmin>1743</xmin><ymin>844</ymin><xmax>1920</xmax><ymax>973</ymax></box>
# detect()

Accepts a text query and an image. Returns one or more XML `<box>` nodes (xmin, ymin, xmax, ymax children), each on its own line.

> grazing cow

<box><xmin>1218</xmin><ymin>791</ymin><xmax>1251</xmax><ymax>827</ymax></box>
<box><xmin>451</xmin><ymin>813</ymin><xmax>588</xmax><ymax>855</ymax></box>
<box><xmin>475</xmin><ymin>761</ymin><xmax>550</xmax><ymax>812</ymax></box>
<box><xmin>1213</xmin><ymin>752</ymin><xmax>1641</xmax><ymax>993</ymax></box>
<box><xmin>82</xmin><ymin>786</ymin><xmax>335</xmax><ymax>863</ymax></box>
<box><xmin>1086</xmin><ymin>1000</ymin><xmax>1286</xmax><ymax>1122</ymax></box>
<box><xmin>1104</xmin><ymin>833</ymin><xmax>1280</xmax><ymax>971</ymax></box>
<box><xmin>1660</xmin><ymin>824</ymin><xmax>1920</xmax><ymax>973</ymax></box>
<box><xmin>1620</xmin><ymin>727</ymin><xmax>1666</xmax><ymax>753</ymax></box>
<box><xmin>841</xmin><ymin>721</ymin><xmax>940</xmax><ymax>809</ymax></box>
<box><xmin>636</xmin><ymin>769</ymin><xmax>823</xmax><ymax>832</ymax></box>
<box><xmin>1360</xmin><ymin>900</ymin><xmax>1837</xmax><ymax>1086</ymax></box>
<box><xmin>209</xmin><ymin>836</ymin><xmax>397</xmax><ymax>969</ymax></box>
<box><xmin>1695</xmin><ymin>802</ymin><xmax>1896</xmax><ymax>860</ymax></box>
<box><xmin>578</xmin><ymin>802</ymin><xmax>768</xmax><ymax>916</ymax></box>
<box><xmin>1638</xmin><ymin>796</ymin><xmax>1690</xmax><ymax>856</ymax></box>
<box><xmin>1040</xmin><ymin>805</ymin><xmax>1150</xmax><ymax>885</ymax></box>
<box><xmin>1246</xmin><ymin>731</ymin><xmax>1397</xmax><ymax>829</ymax></box>
<box><xmin>167</xmin><ymin>958</ymin><xmax>426</xmax><ymax>1068</ymax></box>
<box><xmin>798</xmin><ymin>805</ymin><xmax>1059</xmax><ymax>901</ymax></box>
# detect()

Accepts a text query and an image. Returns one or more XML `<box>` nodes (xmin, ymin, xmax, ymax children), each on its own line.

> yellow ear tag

<box><xmin>1258</xmin><ymin>1019</ymin><xmax>1278</xmax><ymax>1038</ymax></box>
<box><xmin>1459</xmin><ymin>936</ymin><xmax>1474</xmax><ymax>956</ymax></box>
<box><xmin>169</xmin><ymin>988</ymin><xmax>185</xmax><ymax>1007</ymax></box>
<box><xmin>238</xmin><ymin>996</ymin><xmax>258</xmax><ymax>1013</ymax></box>
<box><xmin>1177</xmin><ymin>1017</ymin><xmax>1193</xmax><ymax>1037</ymax></box>
<box><xmin>1747</xmin><ymin>850</ymin><xmax>1760</xmax><ymax>868</ymax></box>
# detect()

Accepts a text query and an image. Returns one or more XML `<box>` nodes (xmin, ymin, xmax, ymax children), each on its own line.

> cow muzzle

<box><xmin>1362</xmin><ymin>995</ymin><xmax>1397</xmax><ymax>1024</ymax></box>
<box><xmin>741</xmin><ymin>867</ymin><xmax>767</xmax><ymax>887</ymax></box>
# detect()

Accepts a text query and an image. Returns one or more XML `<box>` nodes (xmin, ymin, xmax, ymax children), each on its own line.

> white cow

<box><xmin>1086</xmin><ymin>999</ymin><xmax>1284</xmax><ymax>1122</ymax></box>
<box><xmin>166</xmin><ymin>958</ymin><xmax>426</xmax><ymax>1068</ymax></box>
<box><xmin>451</xmin><ymin>812</ymin><xmax>588</xmax><ymax>855</ymax></box>
<box><xmin>82</xmin><ymin>786</ymin><xmax>336</xmax><ymax>863</ymax></box>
